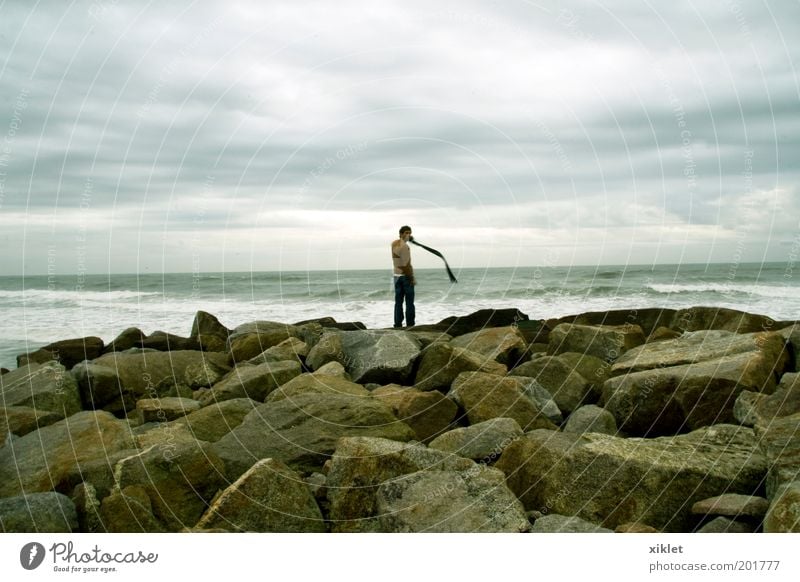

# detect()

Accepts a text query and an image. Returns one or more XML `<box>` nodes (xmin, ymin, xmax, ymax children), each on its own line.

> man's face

<box><xmin>401</xmin><ymin>230</ymin><xmax>412</xmax><ymax>241</ymax></box>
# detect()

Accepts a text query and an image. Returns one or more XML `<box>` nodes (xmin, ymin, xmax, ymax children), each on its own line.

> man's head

<box><xmin>399</xmin><ymin>225</ymin><xmax>412</xmax><ymax>241</ymax></box>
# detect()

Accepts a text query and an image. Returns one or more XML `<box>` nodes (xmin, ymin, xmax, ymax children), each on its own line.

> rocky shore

<box><xmin>1</xmin><ymin>306</ymin><xmax>799</xmax><ymax>533</ymax></box>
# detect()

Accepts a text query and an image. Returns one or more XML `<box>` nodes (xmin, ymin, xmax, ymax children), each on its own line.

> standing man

<box><xmin>391</xmin><ymin>225</ymin><xmax>415</xmax><ymax>328</ymax></box>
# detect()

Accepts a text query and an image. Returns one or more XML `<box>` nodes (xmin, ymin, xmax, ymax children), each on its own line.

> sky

<box><xmin>0</xmin><ymin>0</ymin><xmax>798</xmax><ymax>275</ymax></box>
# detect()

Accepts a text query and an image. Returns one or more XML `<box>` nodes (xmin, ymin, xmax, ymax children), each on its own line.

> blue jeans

<box><xmin>394</xmin><ymin>276</ymin><xmax>415</xmax><ymax>327</ymax></box>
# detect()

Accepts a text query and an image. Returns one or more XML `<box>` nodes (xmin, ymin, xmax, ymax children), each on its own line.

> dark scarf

<box><xmin>409</xmin><ymin>238</ymin><xmax>458</xmax><ymax>283</ymax></box>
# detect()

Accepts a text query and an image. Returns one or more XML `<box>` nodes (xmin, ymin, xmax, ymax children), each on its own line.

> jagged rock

<box><xmin>531</xmin><ymin>514</ymin><xmax>613</xmax><ymax>533</ymax></box>
<box><xmin>140</xmin><ymin>331</ymin><xmax>199</xmax><ymax>351</ymax></box>
<box><xmin>135</xmin><ymin>397</ymin><xmax>201</xmax><ymax>423</ymax></box>
<box><xmin>406</xmin><ymin>330</ymin><xmax>452</xmax><ymax>349</ymax></box>
<box><xmin>102</xmin><ymin>327</ymin><xmax>146</xmax><ymax>353</ymax></box>
<box><xmin>751</xmin><ymin>372</ymin><xmax>800</xmax><ymax>423</ymax></box>
<box><xmin>414</xmin><ymin>343</ymin><xmax>507</xmax><ymax>392</ymax></box>
<box><xmin>0</xmin><ymin>406</ymin><xmax>62</xmax><ymax>443</ymax></box>
<box><xmin>198</xmin><ymin>361</ymin><xmax>301</xmax><ymax>405</ymax></box>
<box><xmin>509</xmin><ymin>376</ymin><xmax>563</xmax><ymax>424</ymax></box>
<box><xmin>17</xmin><ymin>336</ymin><xmax>104</xmax><ymax>370</ymax></box>
<box><xmin>372</xmin><ymin>385</ymin><xmax>458</xmax><ymax>442</ymax></box>
<box><xmin>448</xmin><ymin>372</ymin><xmax>558</xmax><ymax>431</ymax></box>
<box><xmin>648</xmin><ymin>327</ymin><xmax>682</xmax><ymax>342</ymax></box>
<box><xmin>1</xmin><ymin>362</ymin><xmax>81</xmax><ymax>419</ymax></box>
<box><xmin>228</xmin><ymin>321</ymin><xmax>302</xmax><ymax>363</ymax></box>
<box><xmin>75</xmin><ymin>350</ymin><xmax>231</xmax><ymax>415</ymax></box>
<box><xmin>195</xmin><ymin>458</ymin><xmax>325</xmax><ymax>532</ymax></box>
<box><xmin>564</xmin><ymin>405</ymin><xmax>618</xmax><ymax>436</ymax></box>
<box><xmin>376</xmin><ymin>465</ymin><xmax>530</xmax><ymax>532</ymax></box>
<box><xmin>555</xmin><ymin>352</ymin><xmax>611</xmax><ymax>400</ymax></box>
<box><xmin>335</xmin><ymin>330</ymin><xmax>422</xmax><ymax>384</ymax></box>
<box><xmin>696</xmin><ymin>516</ymin><xmax>757</xmax><ymax>533</ymax></box>
<box><xmin>0</xmin><ymin>492</ymin><xmax>78</xmax><ymax>532</ymax></box>
<box><xmin>691</xmin><ymin>494</ymin><xmax>769</xmax><ymax>520</ymax></box>
<box><xmin>211</xmin><ymin>393</ymin><xmax>415</xmax><ymax>478</ymax></box>
<box><xmin>312</xmin><ymin>361</ymin><xmax>350</xmax><ymax>379</ymax></box>
<box><xmin>183</xmin><ymin>358</ymin><xmax>231</xmax><ymax>389</ymax></box>
<box><xmin>0</xmin><ymin>411</ymin><xmax>136</xmax><ymax>498</ymax></box>
<box><xmin>190</xmin><ymin>310</ymin><xmax>231</xmax><ymax>352</ymax></box>
<box><xmin>72</xmin><ymin>482</ymin><xmax>103</xmax><ymax>533</ymax></box>
<box><xmin>497</xmin><ymin>424</ymin><xmax>767</xmax><ymax>532</ymax></box>
<box><xmin>247</xmin><ymin>337</ymin><xmax>308</xmax><ymax>365</ymax></box>
<box><xmin>671</xmin><ymin>306</ymin><xmax>779</xmax><ymax>334</ymax></box>
<box><xmin>305</xmin><ymin>330</ymin><xmax>345</xmax><ymax>371</ymax></box>
<box><xmin>548</xmin><ymin>323</ymin><xmax>646</xmax><ymax>361</ymax></box>
<box><xmin>734</xmin><ymin>390</ymin><xmax>767</xmax><ymax>427</ymax></box>
<box><xmin>764</xmin><ymin>481</ymin><xmax>800</xmax><ymax>532</ymax></box>
<box><xmin>421</xmin><ymin>308</ymin><xmax>529</xmax><ymax>337</ymax></box>
<box><xmin>133</xmin><ymin>422</ymin><xmax>197</xmax><ymax>450</ymax></box>
<box><xmin>266</xmin><ymin>372</ymin><xmax>370</xmax><ymax>403</ymax></box>
<box><xmin>754</xmin><ymin>412</ymin><xmax>800</xmax><ymax>498</ymax></box>
<box><xmin>510</xmin><ymin>356</ymin><xmax>592</xmax><ymax>414</ymax></box>
<box><xmin>428</xmin><ymin>417</ymin><xmax>523</xmax><ymax>461</ymax></box>
<box><xmin>546</xmin><ymin>308</ymin><xmax>675</xmax><ymax>338</ymax></box>
<box><xmin>326</xmin><ymin>437</ymin><xmax>475</xmax><ymax>532</ymax></box>
<box><xmin>61</xmin><ymin>449</ymin><xmax>140</xmax><ymax>501</ymax></box>
<box><xmin>100</xmin><ymin>485</ymin><xmax>166</xmax><ymax>533</ymax></box>
<box><xmin>449</xmin><ymin>326</ymin><xmax>528</xmax><ymax>366</ymax></box>
<box><xmin>603</xmin><ymin>330</ymin><xmax>789</xmax><ymax>436</ymax></box>
<box><xmin>169</xmin><ymin>398</ymin><xmax>258</xmax><ymax>442</ymax></box>
<box><xmin>115</xmin><ymin>440</ymin><xmax>227</xmax><ymax>532</ymax></box>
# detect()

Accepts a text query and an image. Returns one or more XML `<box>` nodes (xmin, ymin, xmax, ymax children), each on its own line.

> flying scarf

<box><xmin>409</xmin><ymin>237</ymin><xmax>458</xmax><ymax>283</ymax></box>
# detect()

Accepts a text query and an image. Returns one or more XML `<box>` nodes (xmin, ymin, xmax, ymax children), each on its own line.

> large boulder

<box><xmin>754</xmin><ymin>412</ymin><xmax>800</xmax><ymax>498</ymax></box>
<box><xmin>102</xmin><ymin>327</ymin><xmax>146</xmax><ymax>354</ymax></box>
<box><xmin>115</xmin><ymin>440</ymin><xmax>227</xmax><ymax>532</ymax></box>
<box><xmin>135</xmin><ymin>396</ymin><xmax>201</xmax><ymax>423</ymax></box>
<box><xmin>195</xmin><ymin>458</ymin><xmax>325</xmax><ymax>532</ymax></box>
<box><xmin>0</xmin><ymin>492</ymin><xmax>78</xmax><ymax>532</ymax></box>
<box><xmin>17</xmin><ymin>336</ymin><xmax>104</xmax><ymax>370</ymax></box>
<box><xmin>248</xmin><ymin>337</ymin><xmax>308</xmax><ymax>365</ymax></box>
<box><xmin>1</xmin><ymin>362</ymin><xmax>81</xmax><ymax>419</ymax></box>
<box><xmin>448</xmin><ymin>372</ymin><xmax>558</xmax><ymax>431</ymax></box>
<box><xmin>691</xmin><ymin>494</ymin><xmax>769</xmax><ymax>521</ymax></box>
<box><xmin>547</xmin><ymin>308</ymin><xmax>676</xmax><ymax>338</ymax></box>
<box><xmin>266</xmin><ymin>372</ymin><xmax>370</xmax><ymax>403</ymax></box>
<box><xmin>372</xmin><ymin>385</ymin><xmax>458</xmax><ymax>442</ymax></box>
<box><xmin>603</xmin><ymin>330</ymin><xmax>790</xmax><ymax>436</ymax></box>
<box><xmin>74</xmin><ymin>350</ymin><xmax>231</xmax><ymax>415</ymax></box>
<box><xmin>563</xmin><ymin>404</ymin><xmax>618</xmax><ymax>436</ymax></box>
<box><xmin>548</xmin><ymin>323</ymin><xmax>646</xmax><ymax>361</ymax></box>
<box><xmin>428</xmin><ymin>417</ymin><xmax>523</xmax><ymax>462</ymax></box>
<box><xmin>169</xmin><ymin>398</ymin><xmax>259</xmax><ymax>442</ymax></box>
<box><xmin>0</xmin><ymin>411</ymin><xmax>136</xmax><ymax>498</ymax></box>
<box><xmin>190</xmin><ymin>310</ymin><xmax>232</xmax><ymax>352</ymax></box>
<box><xmin>99</xmin><ymin>485</ymin><xmax>166</xmax><ymax>533</ymax></box>
<box><xmin>670</xmin><ymin>306</ymin><xmax>780</xmax><ymax>334</ymax></box>
<box><xmin>555</xmin><ymin>352</ymin><xmax>611</xmax><ymax>400</ymax></box>
<box><xmin>414</xmin><ymin>343</ymin><xmax>507</xmax><ymax>392</ymax></box>
<box><xmin>326</xmin><ymin>437</ymin><xmax>475</xmax><ymax>532</ymax></box>
<box><xmin>496</xmin><ymin>424</ymin><xmax>766</xmax><ymax>532</ymax></box>
<box><xmin>228</xmin><ymin>321</ymin><xmax>302</xmax><ymax>363</ymax></box>
<box><xmin>139</xmin><ymin>331</ymin><xmax>199</xmax><ymax>351</ymax></box>
<box><xmin>449</xmin><ymin>326</ymin><xmax>528</xmax><ymax>367</ymax></box>
<box><xmin>0</xmin><ymin>406</ymin><xmax>62</xmax><ymax>444</ymax></box>
<box><xmin>198</xmin><ymin>361</ymin><xmax>301</xmax><ymax>405</ymax></box>
<box><xmin>764</xmin><ymin>481</ymin><xmax>800</xmax><ymax>533</ymax></box>
<box><xmin>335</xmin><ymin>330</ymin><xmax>422</xmax><ymax>384</ymax></box>
<box><xmin>376</xmin><ymin>466</ymin><xmax>530</xmax><ymax>532</ymax></box>
<box><xmin>509</xmin><ymin>356</ymin><xmax>592</xmax><ymax>414</ymax></box>
<box><xmin>211</xmin><ymin>393</ymin><xmax>416</xmax><ymax>477</ymax></box>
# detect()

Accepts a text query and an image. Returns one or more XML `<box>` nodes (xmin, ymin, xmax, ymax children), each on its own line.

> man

<box><xmin>391</xmin><ymin>225</ymin><xmax>415</xmax><ymax>328</ymax></box>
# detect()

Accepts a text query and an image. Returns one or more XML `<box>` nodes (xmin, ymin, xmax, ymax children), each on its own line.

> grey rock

<box><xmin>691</xmin><ymin>493</ymin><xmax>769</xmax><ymax>520</ymax></box>
<box><xmin>0</xmin><ymin>492</ymin><xmax>78</xmax><ymax>532</ymax></box>
<box><xmin>337</xmin><ymin>330</ymin><xmax>422</xmax><ymax>384</ymax></box>
<box><xmin>564</xmin><ymin>405</ymin><xmax>618</xmax><ymax>436</ymax></box>
<box><xmin>429</xmin><ymin>418</ymin><xmax>523</xmax><ymax>461</ymax></box>
<box><xmin>449</xmin><ymin>326</ymin><xmax>528</xmax><ymax>366</ymax></box>
<box><xmin>199</xmin><ymin>360</ymin><xmax>301</xmax><ymax>405</ymax></box>
<box><xmin>135</xmin><ymin>396</ymin><xmax>201</xmax><ymax>423</ymax></box>
<box><xmin>696</xmin><ymin>516</ymin><xmax>757</xmax><ymax>533</ymax></box>
<box><xmin>372</xmin><ymin>384</ymin><xmax>458</xmax><ymax>443</ymax></box>
<box><xmin>548</xmin><ymin>323</ymin><xmax>645</xmax><ymax>361</ymax></box>
<box><xmin>510</xmin><ymin>356</ymin><xmax>592</xmax><ymax>414</ymax></box>
<box><xmin>764</xmin><ymin>481</ymin><xmax>800</xmax><ymax>533</ymax></box>
<box><xmin>1</xmin><ymin>361</ymin><xmax>81</xmax><ymax>418</ymax></box>
<box><xmin>755</xmin><ymin>412</ymin><xmax>800</xmax><ymax>499</ymax></box>
<box><xmin>414</xmin><ymin>343</ymin><xmax>507</xmax><ymax>392</ymax></box>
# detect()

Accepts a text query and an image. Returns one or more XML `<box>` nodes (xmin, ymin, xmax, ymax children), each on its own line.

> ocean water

<box><xmin>1</xmin><ymin>262</ymin><xmax>798</xmax><ymax>370</ymax></box>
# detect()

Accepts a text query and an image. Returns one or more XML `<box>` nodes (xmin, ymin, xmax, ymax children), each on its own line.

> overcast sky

<box><xmin>1</xmin><ymin>0</ymin><xmax>798</xmax><ymax>275</ymax></box>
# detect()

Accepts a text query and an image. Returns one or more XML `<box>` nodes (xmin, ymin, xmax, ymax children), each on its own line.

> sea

<box><xmin>1</xmin><ymin>262</ymin><xmax>798</xmax><ymax>370</ymax></box>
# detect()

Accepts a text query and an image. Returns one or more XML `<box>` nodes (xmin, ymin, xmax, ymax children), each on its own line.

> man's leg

<box><xmin>405</xmin><ymin>277</ymin><xmax>415</xmax><ymax>327</ymax></box>
<box><xmin>394</xmin><ymin>277</ymin><xmax>405</xmax><ymax>328</ymax></box>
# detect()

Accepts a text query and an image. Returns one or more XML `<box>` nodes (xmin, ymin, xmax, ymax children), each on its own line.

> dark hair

<box><xmin>399</xmin><ymin>225</ymin><xmax>412</xmax><ymax>235</ymax></box>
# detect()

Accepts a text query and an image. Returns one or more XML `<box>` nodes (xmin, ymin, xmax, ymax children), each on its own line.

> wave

<box><xmin>646</xmin><ymin>283</ymin><xmax>798</xmax><ymax>299</ymax></box>
<box><xmin>0</xmin><ymin>289</ymin><xmax>163</xmax><ymax>302</ymax></box>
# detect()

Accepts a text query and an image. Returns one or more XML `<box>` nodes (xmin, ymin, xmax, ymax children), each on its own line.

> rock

<box><xmin>406</xmin><ymin>330</ymin><xmax>452</xmax><ymax>349</ymax></box>
<box><xmin>195</xmin><ymin>458</ymin><xmax>325</xmax><ymax>532</ymax></box>
<box><xmin>421</xmin><ymin>308</ymin><xmax>529</xmax><ymax>337</ymax></box>
<box><xmin>564</xmin><ymin>405</ymin><xmax>618</xmax><ymax>436</ymax></box>
<box><xmin>754</xmin><ymin>412</ymin><xmax>800</xmax><ymax>498</ymax></box>
<box><xmin>547</xmin><ymin>308</ymin><xmax>675</xmax><ymax>338</ymax></box>
<box><xmin>778</xmin><ymin>324</ymin><xmax>800</xmax><ymax>372</ymax></box>
<box><xmin>183</xmin><ymin>358</ymin><xmax>231</xmax><ymax>389</ymax></box>
<box><xmin>648</xmin><ymin>327</ymin><xmax>682</xmax><ymax>342</ymax></box>
<box><xmin>734</xmin><ymin>390</ymin><xmax>767</xmax><ymax>427</ymax></box>
<box><xmin>691</xmin><ymin>494</ymin><xmax>769</xmax><ymax>520</ymax></box>
<box><xmin>115</xmin><ymin>440</ymin><xmax>227</xmax><ymax>532</ymax></box>
<box><xmin>132</xmin><ymin>422</ymin><xmax>197</xmax><ymax>450</ymax></box>
<box><xmin>266</xmin><ymin>372</ymin><xmax>370</xmax><ymax>403</ymax></box>
<box><xmin>372</xmin><ymin>385</ymin><xmax>458</xmax><ymax>442</ymax></box>
<box><xmin>305</xmin><ymin>472</ymin><xmax>327</xmax><ymax>500</ymax></box>
<box><xmin>509</xmin><ymin>377</ymin><xmax>563</xmax><ymax>424</ymax></box>
<box><xmin>17</xmin><ymin>336</ymin><xmax>104</xmax><ymax>370</ymax></box>
<box><xmin>376</xmin><ymin>465</ymin><xmax>530</xmax><ymax>532</ymax></box>
<box><xmin>305</xmin><ymin>331</ymin><xmax>345</xmax><ymax>371</ymax></box>
<box><xmin>199</xmin><ymin>361</ymin><xmax>302</xmax><ymax>405</ymax></box>
<box><xmin>603</xmin><ymin>330</ymin><xmax>789</xmax><ymax>436</ymax></box>
<box><xmin>1</xmin><ymin>361</ymin><xmax>81</xmax><ymax>419</ymax></box>
<box><xmin>0</xmin><ymin>492</ymin><xmax>78</xmax><ymax>532</ymax></box>
<box><xmin>102</xmin><ymin>327</ymin><xmax>146</xmax><ymax>353</ymax></box>
<box><xmin>72</xmin><ymin>482</ymin><xmax>103</xmax><ymax>533</ymax></box>
<box><xmin>336</xmin><ymin>330</ymin><xmax>422</xmax><ymax>385</ymax></box>
<box><xmin>313</xmin><ymin>361</ymin><xmax>350</xmax><ymax>379</ymax></box>
<box><xmin>247</xmin><ymin>337</ymin><xmax>308</xmax><ymax>365</ymax></box>
<box><xmin>510</xmin><ymin>356</ymin><xmax>592</xmax><ymax>414</ymax></box>
<box><xmin>671</xmin><ymin>306</ymin><xmax>779</xmax><ymax>334</ymax></box>
<box><xmin>548</xmin><ymin>323</ymin><xmax>646</xmax><ymax>361</ymax></box>
<box><xmin>135</xmin><ymin>397</ymin><xmax>201</xmax><ymax>423</ymax></box>
<box><xmin>497</xmin><ymin>424</ymin><xmax>767</xmax><ymax>532</ymax></box>
<box><xmin>531</xmin><ymin>514</ymin><xmax>613</xmax><ymax>533</ymax></box>
<box><xmin>99</xmin><ymin>485</ymin><xmax>166</xmax><ymax>533</ymax></box>
<box><xmin>326</xmin><ymin>437</ymin><xmax>475</xmax><ymax>532</ymax></box>
<box><xmin>615</xmin><ymin>522</ymin><xmax>659</xmax><ymax>533</ymax></box>
<box><xmin>0</xmin><ymin>406</ymin><xmax>62</xmax><ymax>441</ymax></box>
<box><xmin>555</xmin><ymin>352</ymin><xmax>611</xmax><ymax>401</ymax></box>
<box><xmin>696</xmin><ymin>516</ymin><xmax>757</xmax><ymax>533</ymax></box>
<box><xmin>76</xmin><ymin>350</ymin><xmax>231</xmax><ymax>415</ymax></box>
<box><xmin>228</xmin><ymin>321</ymin><xmax>302</xmax><ymax>363</ymax></box>
<box><xmin>513</xmin><ymin>320</ymin><xmax>551</xmax><ymax>346</ymax></box>
<box><xmin>449</xmin><ymin>326</ymin><xmax>528</xmax><ymax>367</ymax></box>
<box><xmin>448</xmin><ymin>372</ymin><xmax>558</xmax><ymax>431</ymax></box>
<box><xmin>752</xmin><ymin>372</ymin><xmax>800</xmax><ymax>422</ymax></box>
<box><xmin>428</xmin><ymin>417</ymin><xmax>523</xmax><ymax>461</ymax></box>
<box><xmin>61</xmin><ymin>449</ymin><xmax>140</xmax><ymax>501</ymax></box>
<box><xmin>414</xmin><ymin>343</ymin><xmax>507</xmax><ymax>392</ymax></box>
<box><xmin>0</xmin><ymin>411</ymin><xmax>136</xmax><ymax>498</ymax></box>
<box><xmin>140</xmin><ymin>331</ymin><xmax>199</xmax><ymax>351</ymax></box>
<box><xmin>169</xmin><ymin>398</ymin><xmax>258</xmax><ymax>442</ymax></box>
<box><xmin>190</xmin><ymin>310</ymin><xmax>231</xmax><ymax>352</ymax></box>
<box><xmin>211</xmin><ymin>393</ymin><xmax>415</xmax><ymax>477</ymax></box>
<box><xmin>764</xmin><ymin>481</ymin><xmax>800</xmax><ymax>532</ymax></box>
